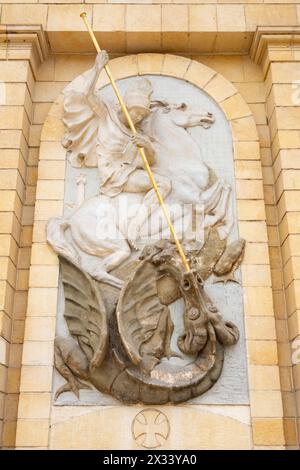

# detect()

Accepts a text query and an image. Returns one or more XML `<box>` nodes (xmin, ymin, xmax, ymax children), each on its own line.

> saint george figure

<box><xmin>63</xmin><ymin>51</ymin><xmax>171</xmax><ymax>245</ymax></box>
<box><xmin>50</xmin><ymin>51</ymin><xmax>231</xmax><ymax>288</ymax></box>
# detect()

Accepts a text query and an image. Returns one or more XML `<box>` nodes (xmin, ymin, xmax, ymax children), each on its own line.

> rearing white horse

<box><xmin>47</xmin><ymin>99</ymin><xmax>232</xmax><ymax>289</ymax></box>
<box><xmin>145</xmin><ymin>101</ymin><xmax>232</xmax><ymax>229</ymax></box>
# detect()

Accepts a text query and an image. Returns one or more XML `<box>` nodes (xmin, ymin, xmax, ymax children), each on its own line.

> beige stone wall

<box><xmin>0</xmin><ymin>0</ymin><xmax>299</xmax><ymax>450</ymax></box>
<box><xmin>262</xmin><ymin>39</ymin><xmax>300</xmax><ymax>446</ymax></box>
<box><xmin>15</xmin><ymin>53</ymin><xmax>283</xmax><ymax>450</ymax></box>
<box><xmin>0</xmin><ymin>2</ymin><xmax>300</xmax><ymax>55</ymax></box>
<box><xmin>0</xmin><ymin>43</ymin><xmax>35</xmax><ymax>447</ymax></box>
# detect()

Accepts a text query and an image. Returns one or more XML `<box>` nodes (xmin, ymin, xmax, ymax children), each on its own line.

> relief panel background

<box><xmin>53</xmin><ymin>75</ymin><xmax>249</xmax><ymax>407</ymax></box>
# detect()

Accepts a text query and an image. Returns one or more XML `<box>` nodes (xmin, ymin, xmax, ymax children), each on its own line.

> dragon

<box><xmin>54</xmin><ymin>235</ymin><xmax>242</xmax><ymax>405</ymax></box>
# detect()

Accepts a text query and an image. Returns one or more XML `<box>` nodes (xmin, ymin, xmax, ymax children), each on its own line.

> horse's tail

<box><xmin>46</xmin><ymin>217</ymin><xmax>81</xmax><ymax>266</ymax></box>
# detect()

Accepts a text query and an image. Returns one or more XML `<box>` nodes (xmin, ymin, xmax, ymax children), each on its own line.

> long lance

<box><xmin>80</xmin><ymin>12</ymin><xmax>190</xmax><ymax>273</ymax></box>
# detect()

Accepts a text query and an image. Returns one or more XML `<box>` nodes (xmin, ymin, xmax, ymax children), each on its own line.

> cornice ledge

<box><xmin>250</xmin><ymin>25</ymin><xmax>300</xmax><ymax>65</ymax></box>
<box><xmin>0</xmin><ymin>25</ymin><xmax>50</xmax><ymax>64</ymax></box>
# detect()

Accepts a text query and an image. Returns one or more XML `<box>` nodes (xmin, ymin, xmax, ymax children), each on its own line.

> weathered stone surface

<box><xmin>51</xmin><ymin>68</ymin><xmax>248</xmax><ymax>407</ymax></box>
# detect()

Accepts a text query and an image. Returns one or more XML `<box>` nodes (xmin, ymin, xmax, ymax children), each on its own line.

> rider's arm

<box><xmin>143</xmin><ymin>140</ymin><xmax>156</xmax><ymax>166</ymax></box>
<box><xmin>132</xmin><ymin>134</ymin><xmax>157</xmax><ymax>166</ymax></box>
<box><xmin>82</xmin><ymin>51</ymin><xmax>109</xmax><ymax>115</ymax></box>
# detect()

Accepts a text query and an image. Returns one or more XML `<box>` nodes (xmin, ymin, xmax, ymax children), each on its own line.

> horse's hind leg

<box><xmin>200</xmin><ymin>180</ymin><xmax>222</xmax><ymax>212</ymax></box>
<box><xmin>215</xmin><ymin>184</ymin><xmax>231</xmax><ymax>222</ymax></box>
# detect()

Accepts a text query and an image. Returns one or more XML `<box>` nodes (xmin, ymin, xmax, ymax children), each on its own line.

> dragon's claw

<box><xmin>54</xmin><ymin>378</ymin><xmax>91</xmax><ymax>401</ymax></box>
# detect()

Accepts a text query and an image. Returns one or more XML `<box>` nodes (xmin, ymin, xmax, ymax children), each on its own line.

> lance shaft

<box><xmin>80</xmin><ymin>12</ymin><xmax>190</xmax><ymax>273</ymax></box>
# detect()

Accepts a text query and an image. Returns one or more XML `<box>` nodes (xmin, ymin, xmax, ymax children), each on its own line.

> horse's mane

<box><xmin>150</xmin><ymin>100</ymin><xmax>187</xmax><ymax>113</ymax></box>
<box><xmin>150</xmin><ymin>100</ymin><xmax>170</xmax><ymax>112</ymax></box>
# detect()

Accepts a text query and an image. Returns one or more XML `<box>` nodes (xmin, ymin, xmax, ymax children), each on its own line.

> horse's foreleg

<box><xmin>217</xmin><ymin>191</ymin><xmax>234</xmax><ymax>240</ymax></box>
<box><xmin>212</xmin><ymin>184</ymin><xmax>231</xmax><ymax>221</ymax></box>
<box><xmin>204</xmin><ymin>184</ymin><xmax>231</xmax><ymax>229</ymax></box>
<box><xmin>200</xmin><ymin>180</ymin><xmax>222</xmax><ymax>213</ymax></box>
<box><xmin>198</xmin><ymin>183</ymin><xmax>222</xmax><ymax>226</ymax></box>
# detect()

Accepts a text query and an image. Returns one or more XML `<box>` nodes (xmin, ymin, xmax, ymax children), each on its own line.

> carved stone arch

<box><xmin>41</xmin><ymin>53</ymin><xmax>259</xmax><ymax>161</ymax></box>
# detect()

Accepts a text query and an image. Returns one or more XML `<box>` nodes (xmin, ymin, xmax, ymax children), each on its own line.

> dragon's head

<box><xmin>176</xmin><ymin>270</ymin><xmax>211</xmax><ymax>355</ymax></box>
<box><xmin>141</xmin><ymin>241</ymin><xmax>215</xmax><ymax>356</ymax></box>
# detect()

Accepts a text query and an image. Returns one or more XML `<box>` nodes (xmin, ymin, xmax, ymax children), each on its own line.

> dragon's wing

<box><xmin>59</xmin><ymin>255</ymin><xmax>108</xmax><ymax>368</ymax></box>
<box><xmin>116</xmin><ymin>260</ymin><xmax>165</xmax><ymax>365</ymax></box>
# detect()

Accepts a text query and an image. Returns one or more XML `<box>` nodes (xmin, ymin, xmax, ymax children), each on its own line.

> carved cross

<box><xmin>132</xmin><ymin>409</ymin><xmax>169</xmax><ymax>449</ymax></box>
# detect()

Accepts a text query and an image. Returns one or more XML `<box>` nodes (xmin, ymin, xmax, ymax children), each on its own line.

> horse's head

<box><xmin>151</xmin><ymin>100</ymin><xmax>215</xmax><ymax>130</ymax></box>
<box><xmin>173</xmin><ymin>103</ymin><xmax>214</xmax><ymax>129</ymax></box>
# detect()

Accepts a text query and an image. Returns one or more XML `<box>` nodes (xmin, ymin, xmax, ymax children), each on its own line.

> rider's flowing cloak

<box><xmin>62</xmin><ymin>68</ymin><xmax>101</xmax><ymax>168</ymax></box>
<box><xmin>62</xmin><ymin>68</ymin><xmax>140</xmax><ymax>197</ymax></box>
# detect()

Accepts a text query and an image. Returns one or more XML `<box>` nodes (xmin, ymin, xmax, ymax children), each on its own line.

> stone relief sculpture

<box><xmin>47</xmin><ymin>51</ymin><xmax>246</xmax><ymax>404</ymax></box>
